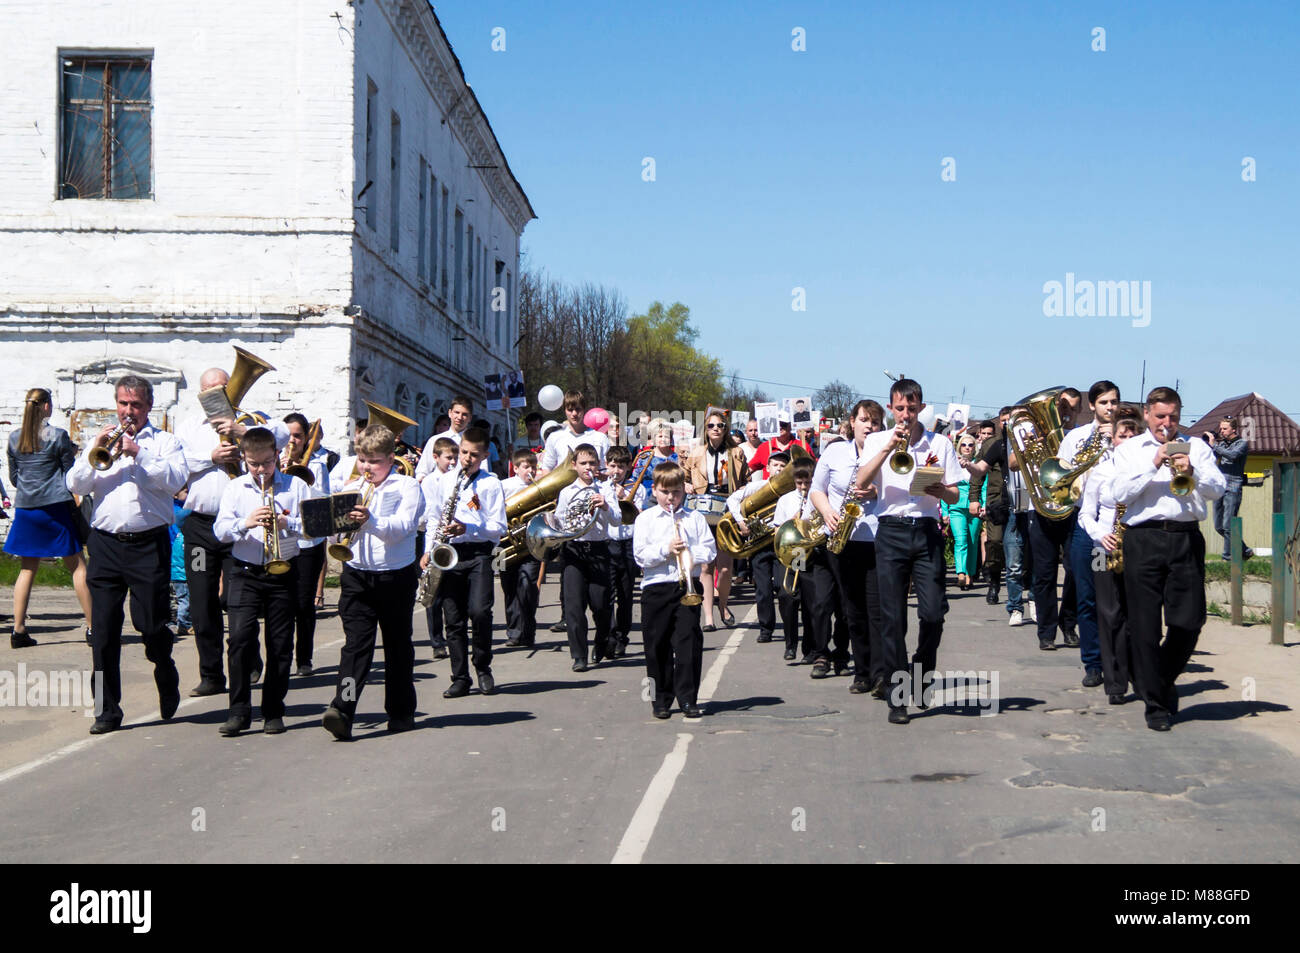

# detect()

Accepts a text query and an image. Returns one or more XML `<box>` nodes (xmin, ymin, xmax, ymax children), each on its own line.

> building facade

<box><xmin>0</xmin><ymin>0</ymin><xmax>533</xmax><ymax>473</ymax></box>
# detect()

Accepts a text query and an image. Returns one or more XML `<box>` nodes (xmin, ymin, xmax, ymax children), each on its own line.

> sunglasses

<box><xmin>706</xmin><ymin>423</ymin><xmax>725</xmax><ymax>430</ymax></box>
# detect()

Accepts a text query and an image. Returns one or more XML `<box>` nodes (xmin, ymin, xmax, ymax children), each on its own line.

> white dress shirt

<box><xmin>333</xmin><ymin>470</ymin><xmax>425</xmax><ymax>570</ymax></box>
<box><xmin>1110</xmin><ymin>429</ymin><xmax>1226</xmax><ymax>525</ymax></box>
<box><xmin>176</xmin><ymin>414</ymin><xmax>290</xmax><ymax>516</ymax></box>
<box><xmin>424</xmin><ymin>466</ymin><xmax>506</xmax><ymax>545</ymax></box>
<box><xmin>330</xmin><ymin>454</ymin><xmax>357</xmax><ymax>494</ymax></box>
<box><xmin>812</xmin><ymin>438</ymin><xmax>879</xmax><ymax>543</ymax></box>
<box><xmin>66</xmin><ymin>424</ymin><xmax>189</xmax><ymax>532</ymax></box>
<box><xmin>725</xmin><ymin>478</ymin><xmax>765</xmax><ymax>519</ymax></box>
<box><xmin>860</xmin><ymin>428</ymin><xmax>965</xmax><ymax>520</ymax></box>
<box><xmin>500</xmin><ymin>475</ymin><xmax>529</xmax><ymax>498</ymax></box>
<box><xmin>773</xmin><ymin>488</ymin><xmax>813</xmax><ymax>525</ymax></box>
<box><xmin>214</xmin><ymin>470</ymin><xmax>309</xmax><ymax>564</ymax></box>
<box><xmin>556</xmin><ymin>479</ymin><xmax>622</xmax><ymax>543</ymax></box>
<box><xmin>540</xmin><ymin>426</ymin><xmax>609</xmax><ymax>471</ymax></box>
<box><xmin>418</xmin><ymin>466</ymin><xmax>454</xmax><ymax>531</ymax></box>
<box><xmin>414</xmin><ymin>428</ymin><xmax>465</xmax><ymax>480</ymax></box>
<box><xmin>1078</xmin><ymin>454</ymin><xmax>1121</xmax><ymax>547</ymax></box>
<box><xmin>612</xmin><ymin>484</ymin><xmax>647</xmax><ymax>541</ymax></box>
<box><xmin>633</xmin><ymin>504</ymin><xmax>717</xmax><ymax>589</ymax></box>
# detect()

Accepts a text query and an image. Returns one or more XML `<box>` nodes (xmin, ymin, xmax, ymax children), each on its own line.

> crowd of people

<box><xmin>2</xmin><ymin>365</ymin><xmax>1246</xmax><ymax>737</ymax></box>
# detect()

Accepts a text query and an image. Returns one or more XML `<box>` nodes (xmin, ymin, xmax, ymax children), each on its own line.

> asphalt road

<box><xmin>1</xmin><ymin>576</ymin><xmax>1298</xmax><ymax>863</ymax></box>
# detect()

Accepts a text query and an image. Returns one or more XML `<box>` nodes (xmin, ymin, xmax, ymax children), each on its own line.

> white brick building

<box><xmin>0</xmin><ymin>0</ymin><xmax>534</xmax><ymax>471</ymax></box>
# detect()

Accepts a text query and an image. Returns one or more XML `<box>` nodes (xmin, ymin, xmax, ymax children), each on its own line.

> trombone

<box><xmin>328</xmin><ymin>480</ymin><xmax>377</xmax><ymax>563</ymax></box>
<box><xmin>89</xmin><ymin>420</ymin><xmax>136</xmax><ymax>471</ymax></box>
<box><xmin>284</xmin><ymin>419</ymin><xmax>322</xmax><ymax>485</ymax></box>
<box><xmin>260</xmin><ymin>477</ymin><xmax>291</xmax><ymax>575</ymax></box>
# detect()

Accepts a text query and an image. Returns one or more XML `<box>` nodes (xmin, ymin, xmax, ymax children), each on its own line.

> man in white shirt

<box><xmin>414</xmin><ymin>396</ymin><xmax>472</xmax><ymax>481</ymax></box>
<box><xmin>66</xmin><ymin>375</ymin><xmax>188</xmax><ymax>734</ymax></box>
<box><xmin>538</xmin><ymin>390</ymin><xmax>609</xmax><ymax>475</ymax></box>
<box><xmin>1109</xmin><ymin>386</ymin><xmax>1226</xmax><ymax>731</ymax></box>
<box><xmin>176</xmin><ymin>367</ymin><xmax>290</xmax><ymax>697</ymax></box>
<box><xmin>855</xmin><ymin>379</ymin><xmax>965</xmax><ymax>724</ymax></box>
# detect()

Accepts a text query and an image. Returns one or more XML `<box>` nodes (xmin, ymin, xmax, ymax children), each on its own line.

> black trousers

<box><xmin>87</xmin><ymin>527</ymin><xmax>179</xmax><ymax>723</ymax></box>
<box><xmin>227</xmin><ymin>559</ymin><xmax>297</xmax><ymax>719</ymax></box>
<box><xmin>876</xmin><ymin>518</ymin><xmax>947</xmax><ymax>707</ymax></box>
<box><xmin>1122</xmin><ymin>523</ymin><xmax>1206</xmax><ymax>722</ymax></box>
<box><xmin>181</xmin><ymin>512</ymin><xmax>233</xmax><ymax>687</ymax></box>
<box><xmin>609</xmin><ymin>538</ymin><xmax>639</xmax><ymax>643</ymax></box>
<box><xmin>1094</xmin><ymin>567</ymin><xmax>1130</xmax><ymax>696</ymax></box>
<box><xmin>292</xmin><ymin>543</ymin><xmax>325</xmax><ymax>666</ymax></box>
<box><xmin>984</xmin><ymin>518</ymin><xmax>1005</xmax><ymax>590</ymax></box>
<box><xmin>1027</xmin><ymin>511</ymin><xmax>1078</xmax><ymax>642</ymax></box>
<box><xmin>807</xmin><ymin>548</ymin><xmax>850</xmax><ymax>665</ymax></box>
<box><xmin>440</xmin><ymin>542</ymin><xmax>496</xmax><ymax>684</ymax></box>
<box><xmin>751</xmin><ymin>548</ymin><xmax>777</xmax><ymax>637</ymax></box>
<box><xmin>331</xmin><ymin>562</ymin><xmax>418</xmax><ymax>720</ymax></box>
<box><xmin>830</xmin><ymin>540</ymin><xmax>882</xmax><ymax>684</ymax></box>
<box><xmin>641</xmin><ymin>579</ymin><xmax>704</xmax><ymax>708</ymax></box>
<box><xmin>778</xmin><ymin>564</ymin><xmax>814</xmax><ymax>654</ymax></box>
<box><xmin>501</xmin><ymin>555</ymin><xmax>540</xmax><ymax>645</ymax></box>
<box><xmin>562</xmin><ymin>541</ymin><xmax>613</xmax><ymax>661</ymax></box>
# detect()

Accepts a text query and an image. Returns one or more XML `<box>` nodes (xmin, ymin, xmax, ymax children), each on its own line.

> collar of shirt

<box><xmin>862</xmin><ymin>429</ymin><xmax>962</xmax><ymax>519</ymax></box>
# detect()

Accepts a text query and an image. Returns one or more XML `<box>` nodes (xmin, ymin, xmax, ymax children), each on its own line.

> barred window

<box><xmin>59</xmin><ymin>55</ymin><xmax>152</xmax><ymax>199</ymax></box>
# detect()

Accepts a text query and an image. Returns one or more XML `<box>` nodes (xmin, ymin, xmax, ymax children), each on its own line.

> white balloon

<box><xmin>538</xmin><ymin>384</ymin><xmax>564</xmax><ymax>411</ymax></box>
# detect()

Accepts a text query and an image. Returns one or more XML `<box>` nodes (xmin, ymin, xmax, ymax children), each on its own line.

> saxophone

<box><xmin>826</xmin><ymin>464</ymin><xmax>862</xmax><ymax>555</ymax></box>
<box><xmin>1105</xmin><ymin>503</ymin><xmax>1127</xmax><ymax>573</ymax></box>
<box><xmin>416</xmin><ymin>470</ymin><xmax>468</xmax><ymax>607</ymax></box>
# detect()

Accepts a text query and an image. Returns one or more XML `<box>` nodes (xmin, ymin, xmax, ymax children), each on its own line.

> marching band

<box><xmin>3</xmin><ymin>356</ymin><xmax>1232</xmax><ymax>738</ymax></box>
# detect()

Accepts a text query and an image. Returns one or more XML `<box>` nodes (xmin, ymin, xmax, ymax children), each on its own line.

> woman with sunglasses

<box><xmin>684</xmin><ymin>412</ymin><xmax>750</xmax><ymax>630</ymax></box>
<box><xmin>942</xmin><ymin>433</ymin><xmax>985</xmax><ymax>590</ymax></box>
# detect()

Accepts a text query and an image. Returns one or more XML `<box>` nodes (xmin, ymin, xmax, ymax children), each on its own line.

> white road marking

<box><xmin>698</xmin><ymin>624</ymin><xmax>747</xmax><ymax>704</ymax></box>
<box><xmin>611</xmin><ymin>732</ymin><xmax>694</xmax><ymax>864</ymax></box>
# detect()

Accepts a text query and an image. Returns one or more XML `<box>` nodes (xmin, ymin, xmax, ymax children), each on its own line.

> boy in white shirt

<box><xmin>605</xmin><ymin>445</ymin><xmax>646</xmax><ymax>658</ymax></box>
<box><xmin>321</xmin><ymin>425</ymin><xmax>425</xmax><ymax>740</ymax></box>
<box><xmin>771</xmin><ymin>456</ymin><xmax>820</xmax><ymax>663</ymax></box>
<box><xmin>420</xmin><ymin>437</ymin><xmax>458</xmax><ymax>660</ymax></box>
<box><xmin>633</xmin><ymin>461</ymin><xmax>716</xmax><ymax>719</ymax></box>
<box><xmin>724</xmin><ymin>452</ymin><xmax>789</xmax><ymax>652</ymax></box>
<box><xmin>555</xmin><ymin>444</ymin><xmax>622</xmax><ymax>670</ymax></box>
<box><xmin>500</xmin><ymin>449</ymin><xmax>541</xmax><ymax>649</ymax></box>
<box><xmin>214</xmin><ymin>427</ymin><xmax>311</xmax><ymax>736</ymax></box>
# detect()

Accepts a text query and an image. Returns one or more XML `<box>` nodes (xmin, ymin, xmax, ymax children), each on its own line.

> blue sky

<box><xmin>434</xmin><ymin>1</ymin><xmax>1299</xmax><ymax>422</ymax></box>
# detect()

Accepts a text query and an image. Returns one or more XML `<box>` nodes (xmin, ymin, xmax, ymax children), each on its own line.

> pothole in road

<box><xmin>910</xmin><ymin>771</ymin><xmax>979</xmax><ymax>783</ymax></box>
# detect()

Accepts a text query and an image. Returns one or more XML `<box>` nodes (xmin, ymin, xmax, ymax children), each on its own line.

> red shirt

<box><xmin>749</xmin><ymin>436</ymin><xmax>811</xmax><ymax>479</ymax></box>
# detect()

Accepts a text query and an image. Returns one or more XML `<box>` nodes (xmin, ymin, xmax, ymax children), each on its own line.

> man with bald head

<box><xmin>177</xmin><ymin>365</ymin><xmax>290</xmax><ymax>696</ymax></box>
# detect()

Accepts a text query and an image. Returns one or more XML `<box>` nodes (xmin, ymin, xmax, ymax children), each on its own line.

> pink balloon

<box><xmin>584</xmin><ymin>407</ymin><xmax>610</xmax><ymax>432</ymax></box>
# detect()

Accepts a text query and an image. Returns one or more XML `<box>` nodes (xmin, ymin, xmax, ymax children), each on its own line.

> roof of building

<box><xmin>1191</xmin><ymin>393</ymin><xmax>1300</xmax><ymax>456</ymax></box>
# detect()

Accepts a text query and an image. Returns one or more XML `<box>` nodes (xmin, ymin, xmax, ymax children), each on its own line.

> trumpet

<box><xmin>328</xmin><ymin>480</ymin><xmax>377</xmax><ymax>563</ymax></box>
<box><xmin>1165</xmin><ymin>458</ymin><xmax>1196</xmax><ymax>497</ymax></box>
<box><xmin>673</xmin><ymin>513</ymin><xmax>703</xmax><ymax>607</ymax></box>
<box><xmin>889</xmin><ymin>430</ymin><xmax>915</xmax><ymax>475</ymax></box>
<box><xmin>283</xmin><ymin>419</ymin><xmax>322</xmax><ymax>486</ymax></box>
<box><xmin>89</xmin><ymin>420</ymin><xmax>136</xmax><ymax>471</ymax></box>
<box><xmin>261</xmin><ymin>478</ymin><xmax>291</xmax><ymax>575</ymax></box>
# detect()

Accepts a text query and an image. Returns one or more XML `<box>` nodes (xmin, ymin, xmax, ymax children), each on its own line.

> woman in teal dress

<box><xmin>942</xmin><ymin>434</ymin><xmax>985</xmax><ymax>589</ymax></box>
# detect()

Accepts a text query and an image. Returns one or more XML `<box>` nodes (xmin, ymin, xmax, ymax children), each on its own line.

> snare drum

<box><xmin>686</xmin><ymin>493</ymin><xmax>729</xmax><ymax>527</ymax></box>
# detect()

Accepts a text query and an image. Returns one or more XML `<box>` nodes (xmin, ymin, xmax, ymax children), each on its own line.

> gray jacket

<box><xmin>1211</xmin><ymin>437</ymin><xmax>1249</xmax><ymax>491</ymax></box>
<box><xmin>8</xmin><ymin>425</ymin><xmax>76</xmax><ymax>508</ymax></box>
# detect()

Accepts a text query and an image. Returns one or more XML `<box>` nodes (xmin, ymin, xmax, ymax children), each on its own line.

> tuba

<box><xmin>524</xmin><ymin>485</ymin><xmax>601</xmax><ymax>562</ymax></box>
<box><xmin>211</xmin><ymin>347</ymin><xmax>276</xmax><ymax>477</ymax></box>
<box><xmin>494</xmin><ymin>451</ymin><xmax>580</xmax><ymax>568</ymax></box>
<box><xmin>363</xmin><ymin>400</ymin><xmax>420</xmax><ymax>477</ymax></box>
<box><xmin>715</xmin><ymin>444</ymin><xmax>811</xmax><ymax>557</ymax></box>
<box><xmin>1007</xmin><ymin>386</ymin><xmax>1075</xmax><ymax>521</ymax></box>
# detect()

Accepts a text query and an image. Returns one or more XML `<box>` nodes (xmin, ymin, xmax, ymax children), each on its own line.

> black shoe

<box><xmin>1147</xmin><ymin>714</ymin><xmax>1172</xmax><ymax>732</ymax></box>
<box><xmin>652</xmin><ymin>705</ymin><xmax>671</xmax><ymax>720</ymax></box>
<box><xmin>1038</xmin><ymin>638</ymin><xmax>1056</xmax><ymax>651</ymax></box>
<box><xmin>1081</xmin><ymin>670</ymin><xmax>1104</xmax><ymax>688</ymax></box>
<box><xmin>442</xmin><ymin>680</ymin><xmax>471</xmax><ymax>699</ymax></box>
<box><xmin>387</xmin><ymin>716</ymin><xmax>415</xmax><ymax>733</ymax></box>
<box><xmin>1108</xmin><ymin>693</ymin><xmax>1127</xmax><ymax>705</ymax></box>
<box><xmin>159</xmin><ymin>690</ymin><xmax>181</xmax><ymax>721</ymax></box>
<box><xmin>572</xmin><ymin>659</ymin><xmax>588</xmax><ymax>673</ymax></box>
<box><xmin>783</xmin><ymin>647</ymin><xmax>796</xmax><ymax>661</ymax></box>
<box><xmin>985</xmin><ymin>588</ymin><xmax>999</xmax><ymax>605</ymax></box>
<box><xmin>702</xmin><ymin>623</ymin><xmax>716</xmax><ymax>632</ymax></box>
<box><xmin>888</xmin><ymin>707</ymin><xmax>910</xmax><ymax>725</ymax></box>
<box><xmin>432</xmin><ymin>646</ymin><xmax>449</xmax><ymax>660</ymax></box>
<box><xmin>756</xmin><ymin>633</ymin><xmax>772</xmax><ymax>644</ymax></box>
<box><xmin>322</xmin><ymin>706</ymin><xmax>353</xmax><ymax>740</ymax></box>
<box><xmin>682</xmin><ymin>704</ymin><xmax>705</xmax><ymax>718</ymax></box>
<box><xmin>833</xmin><ymin>661</ymin><xmax>850</xmax><ymax>677</ymax></box>
<box><xmin>10</xmin><ymin>630</ymin><xmax>36</xmax><ymax>649</ymax></box>
<box><xmin>849</xmin><ymin>678</ymin><xmax>871</xmax><ymax>695</ymax></box>
<box><xmin>721</xmin><ymin>608</ymin><xmax>736</xmax><ymax>628</ymax></box>
<box><xmin>189</xmin><ymin>679</ymin><xmax>225</xmax><ymax>697</ymax></box>
<box><xmin>800</xmin><ymin>653</ymin><xmax>815</xmax><ymax>665</ymax></box>
<box><xmin>89</xmin><ymin>718</ymin><xmax>120</xmax><ymax>735</ymax></box>
<box><xmin>611</xmin><ymin>641</ymin><xmax>626</xmax><ymax>658</ymax></box>
<box><xmin>296</xmin><ymin>662</ymin><xmax>313</xmax><ymax>677</ymax></box>
<box><xmin>550</xmin><ymin>621</ymin><xmax>566</xmax><ymax>632</ymax></box>
<box><xmin>85</xmin><ymin>627</ymin><xmax>93</xmax><ymax>645</ymax></box>
<box><xmin>250</xmin><ymin>666</ymin><xmax>263</xmax><ymax>686</ymax></box>
<box><xmin>478</xmin><ymin>671</ymin><xmax>496</xmax><ymax>695</ymax></box>
<box><xmin>810</xmin><ymin>660</ymin><xmax>831</xmax><ymax>679</ymax></box>
<box><xmin>591</xmin><ymin>651</ymin><xmax>604</xmax><ymax>666</ymax></box>
<box><xmin>264</xmin><ymin>717</ymin><xmax>287</xmax><ymax>734</ymax></box>
<box><xmin>219</xmin><ymin>713</ymin><xmax>251</xmax><ymax>737</ymax></box>
<box><xmin>1062</xmin><ymin>630</ymin><xmax>1080</xmax><ymax>648</ymax></box>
